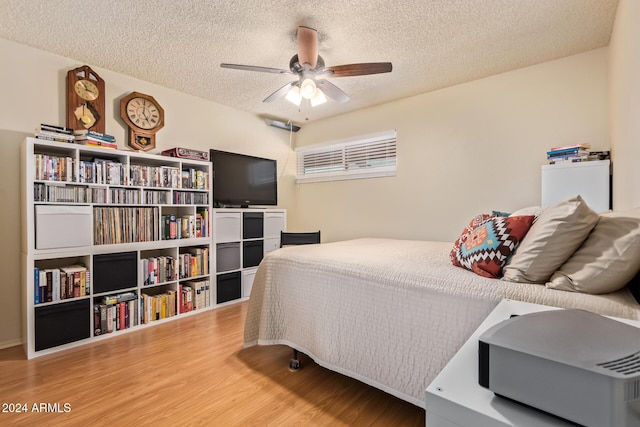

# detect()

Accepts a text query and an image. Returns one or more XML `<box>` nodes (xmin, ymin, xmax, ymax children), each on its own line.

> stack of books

<box><xmin>546</xmin><ymin>143</ymin><xmax>591</xmax><ymax>164</ymax></box>
<box><xmin>74</xmin><ymin>130</ymin><xmax>117</xmax><ymax>149</ymax></box>
<box><xmin>35</xmin><ymin>124</ymin><xmax>75</xmax><ymax>143</ymax></box>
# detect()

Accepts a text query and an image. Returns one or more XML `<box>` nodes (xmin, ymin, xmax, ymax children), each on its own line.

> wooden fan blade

<box><xmin>263</xmin><ymin>81</ymin><xmax>298</xmax><ymax>102</ymax></box>
<box><xmin>220</xmin><ymin>63</ymin><xmax>291</xmax><ymax>74</ymax></box>
<box><xmin>316</xmin><ymin>80</ymin><xmax>350</xmax><ymax>103</ymax></box>
<box><xmin>297</xmin><ymin>26</ymin><xmax>318</xmax><ymax>68</ymax></box>
<box><xmin>324</xmin><ymin>62</ymin><xmax>392</xmax><ymax>77</ymax></box>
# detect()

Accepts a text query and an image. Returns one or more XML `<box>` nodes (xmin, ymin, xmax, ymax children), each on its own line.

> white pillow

<box><xmin>547</xmin><ymin>209</ymin><xmax>640</xmax><ymax>294</ymax></box>
<box><xmin>502</xmin><ymin>196</ymin><xmax>598</xmax><ymax>283</ymax></box>
<box><xmin>509</xmin><ymin>206</ymin><xmax>543</xmax><ymax>218</ymax></box>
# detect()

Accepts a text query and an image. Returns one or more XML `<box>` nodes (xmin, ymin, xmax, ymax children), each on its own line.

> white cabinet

<box><xmin>213</xmin><ymin>208</ymin><xmax>286</xmax><ymax>304</ymax></box>
<box><xmin>21</xmin><ymin>138</ymin><xmax>212</xmax><ymax>359</ymax></box>
<box><xmin>541</xmin><ymin>160</ymin><xmax>610</xmax><ymax>213</ymax></box>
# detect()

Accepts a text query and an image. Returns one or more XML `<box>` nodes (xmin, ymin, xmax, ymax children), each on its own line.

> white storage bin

<box><xmin>35</xmin><ymin>205</ymin><xmax>92</xmax><ymax>249</ymax></box>
<box><xmin>214</xmin><ymin>212</ymin><xmax>241</xmax><ymax>242</ymax></box>
<box><xmin>264</xmin><ymin>237</ymin><xmax>280</xmax><ymax>255</ymax></box>
<box><xmin>242</xmin><ymin>268</ymin><xmax>257</xmax><ymax>298</ymax></box>
<box><xmin>264</xmin><ymin>212</ymin><xmax>285</xmax><ymax>238</ymax></box>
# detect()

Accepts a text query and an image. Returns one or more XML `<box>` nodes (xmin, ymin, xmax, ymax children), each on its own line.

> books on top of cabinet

<box><xmin>546</xmin><ymin>143</ymin><xmax>610</xmax><ymax>164</ymax></box>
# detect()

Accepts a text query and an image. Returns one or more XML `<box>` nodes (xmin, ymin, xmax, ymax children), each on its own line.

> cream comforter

<box><xmin>243</xmin><ymin>238</ymin><xmax>640</xmax><ymax>407</ymax></box>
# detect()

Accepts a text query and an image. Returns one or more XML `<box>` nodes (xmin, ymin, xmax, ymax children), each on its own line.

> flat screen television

<box><xmin>210</xmin><ymin>149</ymin><xmax>278</xmax><ymax>207</ymax></box>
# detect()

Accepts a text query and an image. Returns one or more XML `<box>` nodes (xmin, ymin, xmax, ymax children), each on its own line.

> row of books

<box><xmin>142</xmin><ymin>256</ymin><xmax>178</xmax><ymax>286</ymax></box>
<box><xmin>34</xmin><ymin>154</ymin><xmax>75</xmax><ymax>182</ymax></box>
<box><xmin>34</xmin><ymin>182</ymin><xmax>99</xmax><ymax>203</ymax></box>
<box><xmin>141</xmin><ymin>249</ymin><xmax>209</xmax><ymax>285</ymax></box>
<box><xmin>179</xmin><ymin>248</ymin><xmax>210</xmax><ymax>278</ymax></box>
<box><xmin>161</xmin><ymin>211</ymin><xmax>210</xmax><ymax>239</ymax></box>
<box><xmin>141</xmin><ymin>290</ymin><xmax>177</xmax><ymax>323</ymax></box>
<box><xmin>181</xmin><ymin>169</ymin><xmax>210</xmax><ymax>190</ymax></box>
<box><xmin>74</xmin><ymin>130</ymin><xmax>117</xmax><ymax>150</ymax></box>
<box><xmin>181</xmin><ymin>280</ymin><xmax>211</xmax><ymax>312</ymax></box>
<box><xmin>34</xmin><ymin>154</ymin><xmax>209</xmax><ymax>191</ymax></box>
<box><xmin>173</xmin><ymin>191</ymin><xmax>209</xmax><ymax>205</ymax></box>
<box><xmin>93</xmin><ymin>207</ymin><xmax>160</xmax><ymax>245</ymax></box>
<box><xmin>35</xmin><ymin>124</ymin><xmax>118</xmax><ymax>150</ymax></box>
<box><xmin>546</xmin><ymin>143</ymin><xmax>611</xmax><ymax>164</ymax></box>
<box><xmin>94</xmin><ymin>292</ymin><xmax>138</xmax><ymax>335</ymax></box>
<box><xmin>130</xmin><ymin>165</ymin><xmax>181</xmax><ymax>188</ymax></box>
<box><xmin>35</xmin><ymin>124</ymin><xmax>75</xmax><ymax>143</ymax></box>
<box><xmin>139</xmin><ymin>282</ymin><xmax>211</xmax><ymax>324</ymax></box>
<box><xmin>34</xmin><ymin>265</ymin><xmax>90</xmax><ymax>304</ymax></box>
<box><xmin>33</xmin><ymin>182</ymin><xmax>195</xmax><ymax>205</ymax></box>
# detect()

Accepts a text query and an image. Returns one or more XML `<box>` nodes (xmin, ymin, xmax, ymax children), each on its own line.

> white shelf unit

<box><xmin>541</xmin><ymin>160</ymin><xmax>611</xmax><ymax>213</ymax></box>
<box><xmin>213</xmin><ymin>208</ymin><xmax>286</xmax><ymax>305</ymax></box>
<box><xmin>21</xmin><ymin>138</ymin><xmax>212</xmax><ymax>359</ymax></box>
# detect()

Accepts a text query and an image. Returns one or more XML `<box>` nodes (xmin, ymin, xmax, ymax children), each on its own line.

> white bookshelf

<box><xmin>21</xmin><ymin>137</ymin><xmax>212</xmax><ymax>359</ymax></box>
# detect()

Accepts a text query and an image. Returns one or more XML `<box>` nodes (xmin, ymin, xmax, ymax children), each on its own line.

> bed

<box><xmin>243</xmin><ymin>198</ymin><xmax>640</xmax><ymax>407</ymax></box>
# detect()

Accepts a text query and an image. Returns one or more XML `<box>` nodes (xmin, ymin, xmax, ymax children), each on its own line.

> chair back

<box><xmin>280</xmin><ymin>231</ymin><xmax>321</xmax><ymax>247</ymax></box>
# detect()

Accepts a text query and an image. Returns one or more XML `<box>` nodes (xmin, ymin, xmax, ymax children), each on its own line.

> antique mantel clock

<box><xmin>120</xmin><ymin>91</ymin><xmax>164</xmax><ymax>151</ymax></box>
<box><xmin>66</xmin><ymin>65</ymin><xmax>105</xmax><ymax>133</ymax></box>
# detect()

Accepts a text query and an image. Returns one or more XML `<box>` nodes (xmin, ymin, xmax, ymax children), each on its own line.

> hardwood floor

<box><xmin>0</xmin><ymin>302</ymin><xmax>425</xmax><ymax>426</ymax></box>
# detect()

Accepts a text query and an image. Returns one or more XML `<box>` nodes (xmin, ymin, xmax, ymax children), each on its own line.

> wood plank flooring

<box><xmin>0</xmin><ymin>302</ymin><xmax>425</xmax><ymax>426</ymax></box>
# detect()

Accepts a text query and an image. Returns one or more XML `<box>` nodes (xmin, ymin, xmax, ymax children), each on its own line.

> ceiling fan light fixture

<box><xmin>300</xmin><ymin>78</ymin><xmax>317</xmax><ymax>99</ymax></box>
<box><xmin>285</xmin><ymin>85</ymin><xmax>302</xmax><ymax>106</ymax></box>
<box><xmin>310</xmin><ymin>88</ymin><xmax>327</xmax><ymax>106</ymax></box>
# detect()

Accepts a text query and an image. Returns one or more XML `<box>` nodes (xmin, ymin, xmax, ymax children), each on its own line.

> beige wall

<box><xmin>0</xmin><ymin>38</ymin><xmax>296</xmax><ymax>349</ymax></box>
<box><xmin>610</xmin><ymin>0</ymin><xmax>640</xmax><ymax>210</ymax></box>
<box><xmin>0</xmin><ymin>22</ymin><xmax>632</xmax><ymax>349</ymax></box>
<box><xmin>291</xmin><ymin>49</ymin><xmax>610</xmax><ymax>243</ymax></box>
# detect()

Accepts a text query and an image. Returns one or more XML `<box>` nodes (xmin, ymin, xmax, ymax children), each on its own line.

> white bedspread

<box><xmin>243</xmin><ymin>238</ymin><xmax>640</xmax><ymax>407</ymax></box>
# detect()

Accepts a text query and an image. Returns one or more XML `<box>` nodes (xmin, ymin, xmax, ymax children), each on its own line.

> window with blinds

<box><xmin>295</xmin><ymin>130</ymin><xmax>397</xmax><ymax>183</ymax></box>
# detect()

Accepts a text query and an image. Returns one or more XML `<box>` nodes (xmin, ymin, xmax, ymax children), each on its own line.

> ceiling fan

<box><xmin>220</xmin><ymin>26</ymin><xmax>392</xmax><ymax>107</ymax></box>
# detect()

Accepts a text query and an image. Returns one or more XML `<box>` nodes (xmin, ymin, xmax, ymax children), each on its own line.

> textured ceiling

<box><xmin>0</xmin><ymin>0</ymin><xmax>619</xmax><ymax>126</ymax></box>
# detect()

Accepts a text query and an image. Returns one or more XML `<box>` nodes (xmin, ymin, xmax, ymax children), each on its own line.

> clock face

<box><xmin>126</xmin><ymin>97</ymin><xmax>162</xmax><ymax>130</ymax></box>
<box><xmin>74</xmin><ymin>79</ymin><xmax>99</xmax><ymax>101</ymax></box>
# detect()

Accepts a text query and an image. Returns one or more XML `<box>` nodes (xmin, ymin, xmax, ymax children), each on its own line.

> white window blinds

<box><xmin>296</xmin><ymin>130</ymin><xmax>397</xmax><ymax>183</ymax></box>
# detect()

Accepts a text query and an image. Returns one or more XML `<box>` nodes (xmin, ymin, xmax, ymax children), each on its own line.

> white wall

<box><xmin>0</xmin><ymin>38</ymin><xmax>296</xmax><ymax>349</ymax></box>
<box><xmin>291</xmin><ymin>49</ymin><xmax>610</xmax><ymax>243</ymax></box>
<box><xmin>609</xmin><ymin>0</ymin><xmax>640</xmax><ymax>210</ymax></box>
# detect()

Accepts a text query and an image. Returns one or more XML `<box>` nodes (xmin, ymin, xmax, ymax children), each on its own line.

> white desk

<box><xmin>425</xmin><ymin>299</ymin><xmax>640</xmax><ymax>427</ymax></box>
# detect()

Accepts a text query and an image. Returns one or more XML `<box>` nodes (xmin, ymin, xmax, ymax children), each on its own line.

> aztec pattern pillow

<box><xmin>451</xmin><ymin>215</ymin><xmax>535</xmax><ymax>278</ymax></box>
<box><xmin>449</xmin><ymin>213</ymin><xmax>495</xmax><ymax>265</ymax></box>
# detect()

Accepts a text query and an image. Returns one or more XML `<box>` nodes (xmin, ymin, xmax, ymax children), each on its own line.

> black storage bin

<box><xmin>243</xmin><ymin>212</ymin><xmax>264</xmax><ymax>239</ymax></box>
<box><xmin>243</xmin><ymin>240</ymin><xmax>264</xmax><ymax>268</ymax></box>
<box><xmin>217</xmin><ymin>271</ymin><xmax>241</xmax><ymax>304</ymax></box>
<box><xmin>35</xmin><ymin>299</ymin><xmax>91</xmax><ymax>351</ymax></box>
<box><xmin>93</xmin><ymin>251</ymin><xmax>137</xmax><ymax>293</ymax></box>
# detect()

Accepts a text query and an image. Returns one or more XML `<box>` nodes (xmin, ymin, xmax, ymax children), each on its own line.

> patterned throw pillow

<box><xmin>451</xmin><ymin>215</ymin><xmax>535</xmax><ymax>278</ymax></box>
<box><xmin>449</xmin><ymin>213</ymin><xmax>495</xmax><ymax>265</ymax></box>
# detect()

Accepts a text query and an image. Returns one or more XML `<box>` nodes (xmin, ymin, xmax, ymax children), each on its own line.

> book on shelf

<box><xmin>39</xmin><ymin>123</ymin><xmax>74</xmax><ymax>135</ymax></box>
<box><xmin>546</xmin><ymin>148</ymin><xmax>590</xmax><ymax>157</ymax></box>
<box><xmin>548</xmin><ymin>155</ymin><xmax>590</xmax><ymax>165</ymax></box>
<box><xmin>549</xmin><ymin>143</ymin><xmax>591</xmax><ymax>152</ymax></box>
<box><xmin>141</xmin><ymin>290</ymin><xmax>176</xmax><ymax>323</ymax></box>
<box><xmin>34</xmin><ymin>264</ymin><xmax>89</xmax><ymax>304</ymax></box>
<box><xmin>73</xmin><ymin>129</ymin><xmax>116</xmax><ymax>142</ymax></box>
<box><xmin>35</xmin><ymin>124</ymin><xmax>75</xmax><ymax>142</ymax></box>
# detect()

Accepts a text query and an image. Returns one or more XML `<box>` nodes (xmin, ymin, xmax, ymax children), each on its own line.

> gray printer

<box><xmin>479</xmin><ymin>309</ymin><xmax>640</xmax><ymax>427</ymax></box>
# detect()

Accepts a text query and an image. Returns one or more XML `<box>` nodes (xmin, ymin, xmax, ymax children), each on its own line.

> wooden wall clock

<box><xmin>66</xmin><ymin>65</ymin><xmax>105</xmax><ymax>133</ymax></box>
<box><xmin>120</xmin><ymin>92</ymin><xmax>164</xmax><ymax>151</ymax></box>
